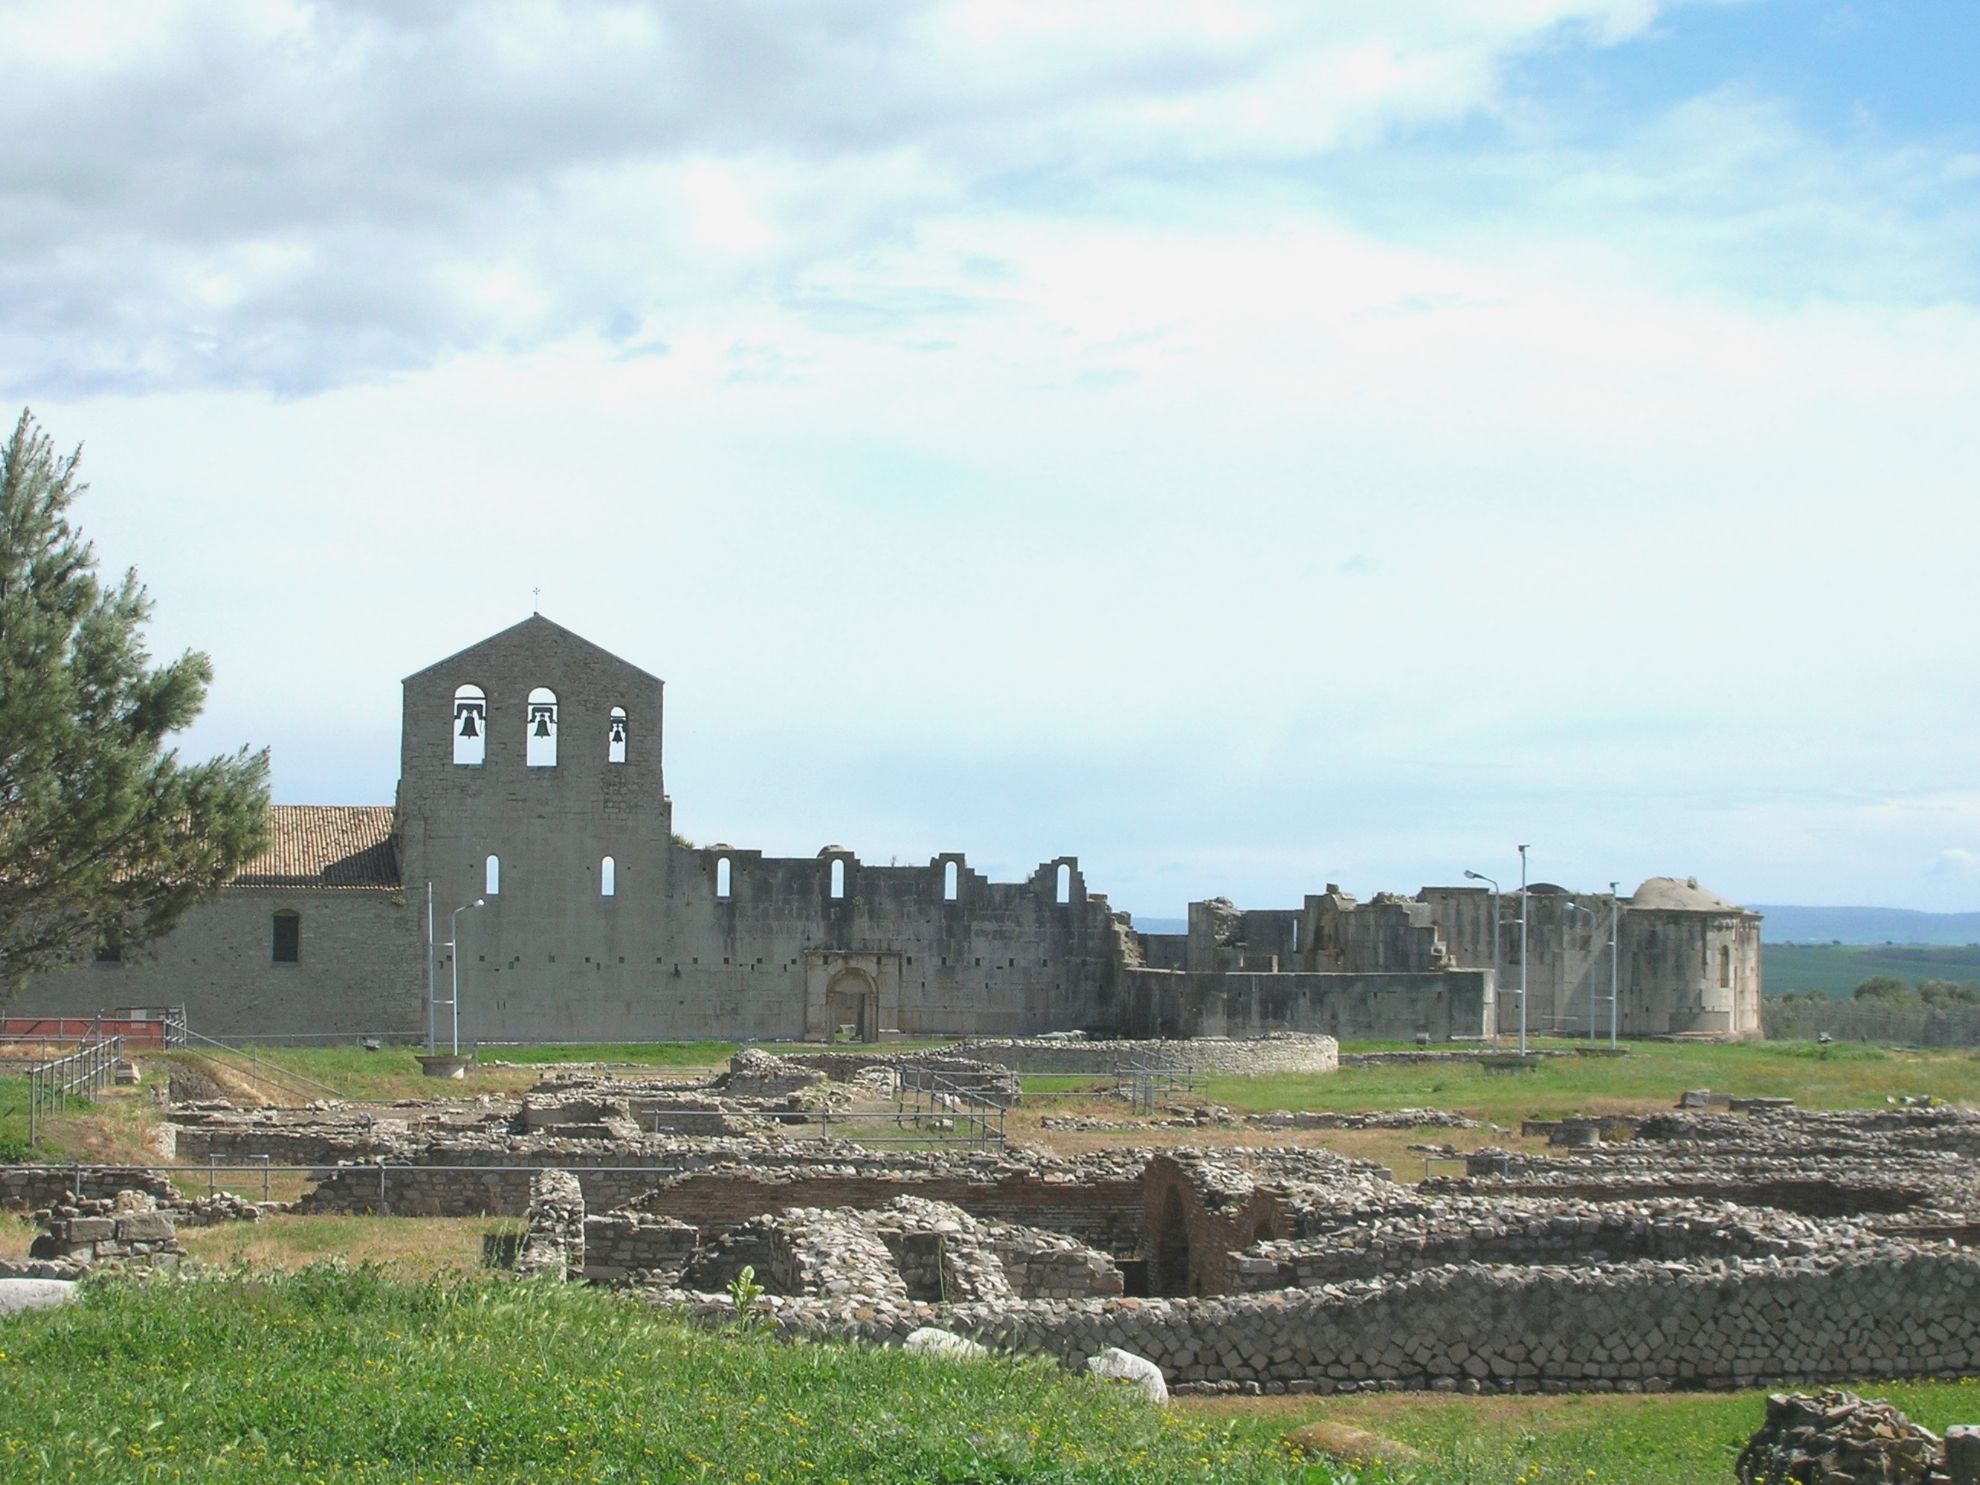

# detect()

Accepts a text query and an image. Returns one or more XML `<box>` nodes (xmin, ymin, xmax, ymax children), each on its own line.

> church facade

<box><xmin>13</xmin><ymin>617</ymin><xmax>1758</xmax><ymax>1044</ymax></box>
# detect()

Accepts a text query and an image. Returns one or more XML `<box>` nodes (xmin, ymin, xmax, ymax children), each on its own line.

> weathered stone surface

<box><xmin>0</xmin><ymin>1278</ymin><xmax>79</xmax><ymax>1317</ymax></box>
<box><xmin>905</xmin><ymin>1327</ymin><xmax>988</xmax><ymax>1360</ymax></box>
<box><xmin>1086</xmin><ymin>1347</ymin><xmax>1168</xmax><ymax>1404</ymax></box>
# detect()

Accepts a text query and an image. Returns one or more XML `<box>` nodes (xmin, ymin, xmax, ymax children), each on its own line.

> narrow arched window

<box><xmin>1719</xmin><ymin>945</ymin><xmax>1732</xmax><ymax>988</ymax></box>
<box><xmin>608</xmin><ymin>706</ymin><xmax>627</xmax><ymax>764</ymax></box>
<box><xmin>716</xmin><ymin>857</ymin><xmax>732</xmax><ymax>899</ymax></box>
<box><xmin>600</xmin><ymin>855</ymin><xmax>616</xmax><ymax>897</ymax></box>
<box><xmin>829</xmin><ymin>859</ymin><xmax>846</xmax><ymax>900</ymax></box>
<box><xmin>453</xmin><ymin>684</ymin><xmax>487</xmax><ymax>765</ymax></box>
<box><xmin>1055</xmin><ymin>863</ymin><xmax>1072</xmax><ymax>904</ymax></box>
<box><xmin>485</xmin><ymin>854</ymin><xmax>501</xmax><ymax>896</ymax></box>
<box><xmin>272</xmin><ymin>910</ymin><xmax>301</xmax><ymax>964</ymax></box>
<box><xmin>943</xmin><ymin>861</ymin><xmax>959</xmax><ymax>902</ymax></box>
<box><xmin>526</xmin><ymin>687</ymin><xmax>558</xmax><ymax>767</ymax></box>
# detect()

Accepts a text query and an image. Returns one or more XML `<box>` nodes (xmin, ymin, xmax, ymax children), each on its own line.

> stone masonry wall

<box><xmin>1119</xmin><ymin>968</ymin><xmax>1491</xmax><ymax>1043</ymax></box>
<box><xmin>0</xmin><ymin>1166</ymin><xmax>179</xmax><ymax>1212</ymax></box>
<box><xmin>624</xmin><ymin>1167</ymin><xmax>1147</xmax><ymax>1257</ymax></box>
<box><xmin>951</xmin><ymin>1034</ymin><xmax>1338</xmax><ymax>1077</ymax></box>
<box><xmin>7</xmin><ymin>886</ymin><xmax>419</xmax><ymax>1040</ymax></box>
<box><xmin>670</xmin><ymin>1244</ymin><xmax>1980</xmax><ymax>1395</ymax></box>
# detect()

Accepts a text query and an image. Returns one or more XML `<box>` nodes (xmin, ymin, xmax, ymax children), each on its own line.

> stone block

<box><xmin>113</xmin><ymin>1213</ymin><xmax>176</xmax><ymax>1243</ymax></box>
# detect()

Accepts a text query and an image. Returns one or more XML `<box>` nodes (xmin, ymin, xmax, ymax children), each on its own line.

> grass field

<box><xmin>1765</xmin><ymin>942</ymin><xmax>1980</xmax><ymax>999</ymax></box>
<box><xmin>5</xmin><ymin>1037</ymin><xmax>1980</xmax><ymax>1480</ymax></box>
<box><xmin>0</xmin><ymin>1269</ymin><xmax>1306</xmax><ymax>1484</ymax></box>
<box><xmin>4</xmin><ymin>1268</ymin><xmax>1978</xmax><ymax>1484</ymax></box>
<box><xmin>179</xmin><ymin>1215</ymin><xmax>515</xmax><ymax>1277</ymax></box>
<box><xmin>1200</xmin><ymin>1037</ymin><xmax>1980</xmax><ymax>1122</ymax></box>
<box><xmin>1201</xmin><ymin>1379</ymin><xmax>1980</xmax><ymax>1484</ymax></box>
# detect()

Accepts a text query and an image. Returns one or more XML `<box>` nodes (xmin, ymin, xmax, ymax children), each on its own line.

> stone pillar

<box><xmin>1946</xmin><ymin>1425</ymin><xmax>1980</xmax><ymax>1485</ymax></box>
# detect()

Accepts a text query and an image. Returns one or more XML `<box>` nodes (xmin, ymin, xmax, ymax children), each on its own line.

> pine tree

<box><xmin>0</xmin><ymin>409</ymin><xmax>269</xmax><ymax>991</ymax></box>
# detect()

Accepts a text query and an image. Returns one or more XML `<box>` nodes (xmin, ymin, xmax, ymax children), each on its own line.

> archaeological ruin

<box><xmin>9</xmin><ymin>616</ymin><xmax>1762</xmax><ymax>1044</ymax></box>
<box><xmin>15</xmin><ymin>1039</ymin><xmax>1974</xmax><ymax>1399</ymax></box>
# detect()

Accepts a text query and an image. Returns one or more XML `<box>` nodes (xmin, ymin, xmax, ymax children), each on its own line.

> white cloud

<box><xmin>0</xmin><ymin>0</ymin><xmax>1669</xmax><ymax>394</ymax></box>
<box><xmin>10</xmin><ymin>0</ymin><xmax>1980</xmax><ymax>916</ymax></box>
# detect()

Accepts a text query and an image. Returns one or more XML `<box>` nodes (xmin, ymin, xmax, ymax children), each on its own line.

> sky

<box><xmin>5</xmin><ymin>0</ymin><xmax>1978</xmax><ymax>922</ymax></box>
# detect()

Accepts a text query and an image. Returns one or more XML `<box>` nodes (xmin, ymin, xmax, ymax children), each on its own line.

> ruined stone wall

<box><xmin>952</xmin><ymin>1034</ymin><xmax>1338</xmax><ymax>1077</ymax></box>
<box><xmin>684</xmin><ymin>1244</ymin><xmax>1980</xmax><ymax>1395</ymax></box>
<box><xmin>516</xmin><ymin>1169</ymin><xmax>586</xmax><ymax>1279</ymax></box>
<box><xmin>291</xmin><ymin>1156</ymin><xmax>696</xmax><ymax>1227</ymax></box>
<box><xmin>0</xmin><ymin>1166</ymin><xmax>179</xmax><ymax>1212</ymax></box>
<box><xmin>1269</xmin><ymin>1196</ymin><xmax>1858</xmax><ymax>1284</ymax></box>
<box><xmin>582</xmin><ymin>1210</ymin><xmax>697</xmax><ymax>1285</ymax></box>
<box><xmin>1119</xmin><ymin>968</ymin><xmax>1491</xmax><ymax>1042</ymax></box>
<box><xmin>659</xmin><ymin>849</ymin><xmax>1123</xmax><ymax>1041</ymax></box>
<box><xmin>768</xmin><ymin>1051</ymin><xmax>1020</xmax><ymax>1105</ymax></box>
<box><xmin>622</xmin><ymin>1168</ymin><xmax>1147</xmax><ymax>1256</ymax></box>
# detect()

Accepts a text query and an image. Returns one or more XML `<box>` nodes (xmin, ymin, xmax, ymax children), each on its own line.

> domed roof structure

<box><xmin>1629</xmin><ymin>876</ymin><xmax>1749</xmax><ymax>914</ymax></box>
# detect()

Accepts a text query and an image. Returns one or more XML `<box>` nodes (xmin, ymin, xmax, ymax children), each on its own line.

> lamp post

<box><xmin>445</xmin><ymin>898</ymin><xmax>485</xmax><ymax>1057</ymax></box>
<box><xmin>1517</xmin><ymin>844</ymin><xmax>1530</xmax><ymax>1055</ymax></box>
<box><xmin>425</xmin><ymin>881</ymin><xmax>435</xmax><ymax>1054</ymax></box>
<box><xmin>1463</xmin><ymin>869</ymin><xmax>1500</xmax><ymax>1042</ymax></box>
<box><xmin>1608</xmin><ymin>881</ymin><xmax>1620</xmax><ymax>1049</ymax></box>
<box><xmin>1566</xmin><ymin>900</ymin><xmax>1596</xmax><ymax>1045</ymax></box>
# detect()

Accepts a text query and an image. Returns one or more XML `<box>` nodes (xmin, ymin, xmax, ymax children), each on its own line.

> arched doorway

<box><xmin>825</xmin><ymin>968</ymin><xmax>878</xmax><ymax>1043</ymax></box>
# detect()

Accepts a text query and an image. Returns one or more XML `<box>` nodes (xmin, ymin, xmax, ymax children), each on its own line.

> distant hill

<box><xmin>1764</xmin><ymin>942</ymin><xmax>1980</xmax><ymax>998</ymax></box>
<box><xmin>1753</xmin><ymin>905</ymin><xmax>1980</xmax><ymax>946</ymax></box>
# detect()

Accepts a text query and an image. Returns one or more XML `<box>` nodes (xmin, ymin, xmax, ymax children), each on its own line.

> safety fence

<box><xmin>1112</xmin><ymin>1050</ymin><xmax>1199</xmax><ymax>1114</ymax></box>
<box><xmin>893</xmin><ymin>1067</ymin><xmax>1007</xmax><ymax>1147</ymax></box>
<box><xmin>161</xmin><ymin>1018</ymin><xmax>347</xmax><ymax>1103</ymax></box>
<box><xmin>24</xmin><ymin>1036</ymin><xmax>125</xmax><ymax>1146</ymax></box>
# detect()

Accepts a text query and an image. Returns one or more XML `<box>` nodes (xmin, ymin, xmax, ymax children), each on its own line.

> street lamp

<box><xmin>1463</xmin><ymin>870</ymin><xmax>1500</xmax><ymax>1041</ymax></box>
<box><xmin>1517</xmin><ymin>845</ymin><xmax>1531</xmax><ymax>1055</ymax></box>
<box><xmin>1608</xmin><ymin>881</ymin><xmax>1621</xmax><ymax>1050</ymax></box>
<box><xmin>1566</xmin><ymin>900</ymin><xmax>1596</xmax><ymax>1045</ymax></box>
<box><xmin>444</xmin><ymin>898</ymin><xmax>486</xmax><ymax>1057</ymax></box>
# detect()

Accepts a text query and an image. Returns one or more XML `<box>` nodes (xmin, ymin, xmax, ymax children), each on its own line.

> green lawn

<box><xmin>0</xmin><ymin>1269</ymin><xmax>1304</xmax><ymax>1484</ymax></box>
<box><xmin>0</xmin><ymin>1073</ymin><xmax>29</xmax><ymax>1155</ymax></box>
<box><xmin>1199</xmin><ymin>1038</ymin><xmax>1980</xmax><ymax>1122</ymax></box>
<box><xmin>6</xmin><ymin>1268</ymin><xmax>1979</xmax><ymax>1484</ymax></box>
<box><xmin>1766</xmin><ymin>942</ymin><xmax>1980</xmax><ymax>999</ymax></box>
<box><xmin>1202</xmin><ymin>1379</ymin><xmax>1980</xmax><ymax>1485</ymax></box>
<box><xmin>159</xmin><ymin>1040</ymin><xmax>743</xmax><ymax>1101</ymax></box>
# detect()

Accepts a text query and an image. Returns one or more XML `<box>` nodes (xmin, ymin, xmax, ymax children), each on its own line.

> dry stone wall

<box><xmin>0</xmin><ymin>1166</ymin><xmax>178</xmax><ymax>1213</ymax></box>
<box><xmin>662</xmin><ymin>1243</ymin><xmax>1980</xmax><ymax>1396</ymax></box>
<box><xmin>952</xmin><ymin>1033</ymin><xmax>1338</xmax><ymax>1077</ymax></box>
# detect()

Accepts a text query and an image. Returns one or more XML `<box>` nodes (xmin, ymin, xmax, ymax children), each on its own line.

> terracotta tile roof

<box><xmin>232</xmin><ymin>805</ymin><xmax>400</xmax><ymax>890</ymax></box>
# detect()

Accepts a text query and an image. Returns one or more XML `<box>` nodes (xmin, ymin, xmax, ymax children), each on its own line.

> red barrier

<box><xmin>0</xmin><ymin>1016</ymin><xmax>171</xmax><ymax>1047</ymax></box>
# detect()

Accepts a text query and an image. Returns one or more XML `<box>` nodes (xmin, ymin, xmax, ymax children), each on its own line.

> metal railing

<box><xmin>163</xmin><ymin>1018</ymin><xmax>347</xmax><ymax>1104</ymax></box>
<box><xmin>894</xmin><ymin>1068</ymin><xmax>1008</xmax><ymax>1147</ymax></box>
<box><xmin>9</xmin><ymin>1160</ymin><xmax>691</xmax><ymax>1215</ymax></box>
<box><xmin>1112</xmin><ymin>1050</ymin><xmax>1198</xmax><ymax>1113</ymax></box>
<box><xmin>24</xmin><ymin>1036</ymin><xmax>124</xmax><ymax>1146</ymax></box>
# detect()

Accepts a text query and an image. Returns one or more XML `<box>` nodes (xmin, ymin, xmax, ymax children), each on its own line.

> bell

<box><xmin>609</xmin><ymin>719</ymin><xmax>626</xmax><ymax>744</ymax></box>
<box><xmin>533</xmin><ymin>710</ymin><xmax>553</xmax><ymax>737</ymax></box>
<box><xmin>457</xmin><ymin>709</ymin><xmax>480</xmax><ymax>738</ymax></box>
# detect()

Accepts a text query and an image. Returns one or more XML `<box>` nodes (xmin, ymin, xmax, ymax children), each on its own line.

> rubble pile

<box><xmin>1735</xmin><ymin>1390</ymin><xmax>1950</xmax><ymax>1485</ymax></box>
